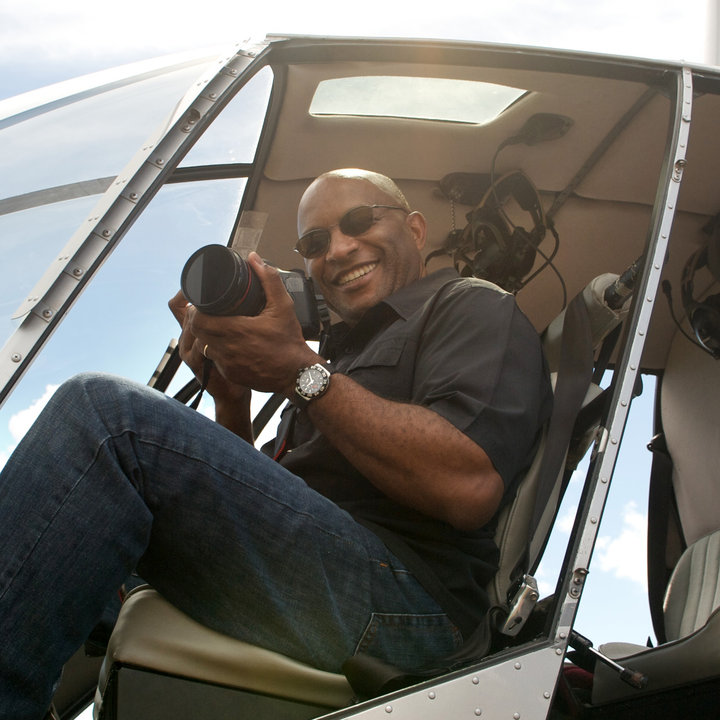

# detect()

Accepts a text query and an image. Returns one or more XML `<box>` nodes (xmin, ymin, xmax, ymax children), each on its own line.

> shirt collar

<box><xmin>380</xmin><ymin>266</ymin><xmax>459</xmax><ymax>320</ymax></box>
<box><xmin>326</xmin><ymin>267</ymin><xmax>459</xmax><ymax>357</ymax></box>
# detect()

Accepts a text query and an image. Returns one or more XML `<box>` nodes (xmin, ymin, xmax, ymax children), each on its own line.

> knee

<box><xmin>50</xmin><ymin>372</ymin><xmax>140</xmax><ymax>422</ymax></box>
<box><xmin>56</xmin><ymin>372</ymin><xmax>125</xmax><ymax>404</ymax></box>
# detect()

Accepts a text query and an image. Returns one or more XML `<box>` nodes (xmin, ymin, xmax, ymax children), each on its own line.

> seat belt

<box><xmin>501</xmin><ymin>292</ymin><xmax>595</xmax><ymax>635</ymax></box>
<box><xmin>530</xmin><ymin>292</ymin><xmax>595</xmax><ymax>541</ymax></box>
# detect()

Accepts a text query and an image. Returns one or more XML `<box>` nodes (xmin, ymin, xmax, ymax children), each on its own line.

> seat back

<box><xmin>664</xmin><ymin>530</ymin><xmax>720</xmax><ymax>641</ymax></box>
<box><xmin>660</xmin><ymin>317</ymin><xmax>720</xmax><ymax>549</ymax></box>
<box><xmin>592</xmin><ymin>312</ymin><xmax>720</xmax><ymax>704</ymax></box>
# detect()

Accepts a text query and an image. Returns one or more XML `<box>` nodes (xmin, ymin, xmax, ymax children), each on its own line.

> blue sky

<box><xmin>0</xmin><ymin>2</ymin><xmax>715</xmax><ymax>714</ymax></box>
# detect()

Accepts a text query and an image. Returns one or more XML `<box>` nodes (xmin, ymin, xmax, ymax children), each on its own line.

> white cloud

<box><xmin>556</xmin><ymin>504</ymin><xmax>578</xmax><ymax>534</ymax></box>
<box><xmin>594</xmin><ymin>501</ymin><xmax>648</xmax><ymax>587</ymax></box>
<box><xmin>8</xmin><ymin>384</ymin><xmax>59</xmax><ymax>441</ymax></box>
<box><xmin>0</xmin><ymin>385</ymin><xmax>59</xmax><ymax>471</ymax></box>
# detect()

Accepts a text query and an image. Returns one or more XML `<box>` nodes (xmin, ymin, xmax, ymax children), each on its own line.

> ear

<box><xmin>406</xmin><ymin>211</ymin><xmax>427</xmax><ymax>251</ymax></box>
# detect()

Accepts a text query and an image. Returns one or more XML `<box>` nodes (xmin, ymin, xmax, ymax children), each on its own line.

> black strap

<box><xmin>646</xmin><ymin>431</ymin><xmax>685</xmax><ymax>645</ymax></box>
<box><xmin>188</xmin><ymin>358</ymin><xmax>213</xmax><ymax>410</ymax></box>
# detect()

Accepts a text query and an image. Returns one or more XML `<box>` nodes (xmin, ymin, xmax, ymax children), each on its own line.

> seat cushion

<box><xmin>97</xmin><ymin>587</ymin><xmax>354</xmax><ymax>710</ymax></box>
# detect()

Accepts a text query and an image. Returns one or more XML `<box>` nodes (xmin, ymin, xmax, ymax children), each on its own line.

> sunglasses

<box><xmin>295</xmin><ymin>204</ymin><xmax>409</xmax><ymax>258</ymax></box>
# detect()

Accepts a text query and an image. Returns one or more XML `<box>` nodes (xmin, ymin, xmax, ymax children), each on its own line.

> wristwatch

<box><xmin>294</xmin><ymin>363</ymin><xmax>333</xmax><ymax>407</ymax></box>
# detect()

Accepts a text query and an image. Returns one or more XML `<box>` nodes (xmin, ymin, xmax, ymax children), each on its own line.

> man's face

<box><xmin>297</xmin><ymin>177</ymin><xmax>426</xmax><ymax>326</ymax></box>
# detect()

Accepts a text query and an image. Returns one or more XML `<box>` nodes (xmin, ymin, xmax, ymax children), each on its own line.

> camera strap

<box><xmin>188</xmin><ymin>357</ymin><xmax>213</xmax><ymax>410</ymax></box>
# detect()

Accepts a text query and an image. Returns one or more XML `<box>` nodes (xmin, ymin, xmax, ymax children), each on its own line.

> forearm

<box><xmin>305</xmin><ymin>373</ymin><xmax>503</xmax><ymax>531</ymax></box>
<box><xmin>214</xmin><ymin>392</ymin><xmax>253</xmax><ymax>442</ymax></box>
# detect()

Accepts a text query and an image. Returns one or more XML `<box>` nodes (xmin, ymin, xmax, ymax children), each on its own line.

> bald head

<box><xmin>300</xmin><ymin>169</ymin><xmax>410</xmax><ymax>216</ymax></box>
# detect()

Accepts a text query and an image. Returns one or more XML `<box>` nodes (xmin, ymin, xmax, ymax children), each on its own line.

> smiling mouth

<box><xmin>336</xmin><ymin>262</ymin><xmax>378</xmax><ymax>286</ymax></box>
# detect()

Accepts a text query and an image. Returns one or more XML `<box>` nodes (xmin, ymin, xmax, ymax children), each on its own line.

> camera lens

<box><xmin>181</xmin><ymin>244</ymin><xmax>266</xmax><ymax>316</ymax></box>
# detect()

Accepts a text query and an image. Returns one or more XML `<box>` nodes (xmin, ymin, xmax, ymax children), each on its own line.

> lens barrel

<box><xmin>181</xmin><ymin>244</ymin><xmax>266</xmax><ymax>316</ymax></box>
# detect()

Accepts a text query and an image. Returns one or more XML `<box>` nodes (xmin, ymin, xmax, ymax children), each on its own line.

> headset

<box><xmin>430</xmin><ymin>169</ymin><xmax>553</xmax><ymax>294</ymax></box>
<box><xmin>680</xmin><ymin>217</ymin><xmax>720</xmax><ymax>358</ymax></box>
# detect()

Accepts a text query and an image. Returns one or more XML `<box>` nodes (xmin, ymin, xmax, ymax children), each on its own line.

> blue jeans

<box><xmin>0</xmin><ymin>373</ymin><xmax>461</xmax><ymax>719</ymax></box>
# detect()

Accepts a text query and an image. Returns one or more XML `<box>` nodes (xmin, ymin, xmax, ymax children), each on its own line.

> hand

<box><xmin>170</xmin><ymin>253</ymin><xmax>320</xmax><ymax>397</ymax></box>
<box><xmin>168</xmin><ymin>290</ymin><xmax>250</xmax><ymax>407</ymax></box>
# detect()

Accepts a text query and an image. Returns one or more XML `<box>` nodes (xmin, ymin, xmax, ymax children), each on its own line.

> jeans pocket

<box><xmin>355</xmin><ymin>612</ymin><xmax>462</xmax><ymax>671</ymax></box>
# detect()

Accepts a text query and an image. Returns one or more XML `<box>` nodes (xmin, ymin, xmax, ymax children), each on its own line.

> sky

<box><xmin>0</xmin><ymin>0</ymin><xmax>715</xmax><ymax>101</ymax></box>
<box><xmin>0</xmin><ymin>1</ymin><xmax>715</xmax><ymax>716</ymax></box>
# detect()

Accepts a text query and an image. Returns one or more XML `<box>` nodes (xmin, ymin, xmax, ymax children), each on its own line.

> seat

<box><xmin>592</xmin><ymin>530</ymin><xmax>720</xmax><ymax>703</ymax></box>
<box><xmin>94</xmin><ymin>586</ymin><xmax>355</xmax><ymax>718</ymax></box>
<box><xmin>94</xmin><ymin>272</ymin><xmax>629</xmax><ymax>719</ymax></box>
<box><xmin>591</xmin><ymin>313</ymin><xmax>720</xmax><ymax>704</ymax></box>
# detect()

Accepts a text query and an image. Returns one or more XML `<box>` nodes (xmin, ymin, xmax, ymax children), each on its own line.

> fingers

<box><xmin>168</xmin><ymin>290</ymin><xmax>190</xmax><ymax>325</ymax></box>
<box><xmin>247</xmin><ymin>252</ymin><xmax>293</xmax><ymax>310</ymax></box>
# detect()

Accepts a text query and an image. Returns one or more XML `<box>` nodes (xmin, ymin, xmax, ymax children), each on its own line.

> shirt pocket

<box><xmin>344</xmin><ymin>337</ymin><xmax>410</xmax><ymax>401</ymax></box>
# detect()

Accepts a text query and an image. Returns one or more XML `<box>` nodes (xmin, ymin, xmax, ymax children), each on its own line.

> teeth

<box><xmin>338</xmin><ymin>263</ymin><xmax>377</xmax><ymax>285</ymax></box>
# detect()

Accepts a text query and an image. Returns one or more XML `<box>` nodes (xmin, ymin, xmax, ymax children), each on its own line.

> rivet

<box><xmin>474</xmin><ymin>709</ymin><xmax>482</xmax><ymax>716</ymax></box>
<box><xmin>559</xmin><ymin>632</ymin><xmax>567</xmax><ymax>639</ymax></box>
<box><xmin>129</xmin><ymin>192</ymin><xmax>138</xmax><ymax>200</ymax></box>
<box><xmin>601</xmin><ymin>476</ymin><xmax>608</xmax><ymax>484</ymax></box>
<box><xmin>42</xmin><ymin>309</ymin><xmax>53</xmax><ymax>319</ymax></box>
<box><xmin>544</xmin><ymin>691</ymin><xmax>551</xmax><ymax>699</ymax></box>
<box><xmin>11</xmin><ymin>353</ymin><xmax>22</xmax><ymax>363</ymax></box>
<box><xmin>514</xmin><ymin>662</ymin><xmax>522</xmax><ymax>670</ymax></box>
<box><xmin>72</xmin><ymin>268</ymin><xmax>84</xmax><ymax>277</ymax></box>
<box><xmin>385</xmin><ymin>706</ymin><xmax>393</xmax><ymax>714</ymax></box>
<box><xmin>156</xmin><ymin>158</ymin><xmax>164</xmax><ymax>165</ymax></box>
<box><xmin>591</xmin><ymin>517</ymin><xmax>598</xmax><ymax>524</ymax></box>
<box><xmin>209</xmin><ymin>92</ymin><xmax>217</xmax><ymax>99</ymax></box>
<box><xmin>556</xmin><ymin>647</ymin><xmax>564</xmax><ymax>655</ymax></box>
<box><xmin>514</xmin><ymin>713</ymin><xmax>521</xmax><ymax>719</ymax></box>
<box><xmin>472</xmin><ymin>676</ymin><xmax>480</xmax><ymax>685</ymax></box>
<box><xmin>428</xmin><ymin>691</ymin><xmax>436</xmax><ymax>699</ymax></box>
<box><xmin>102</xmin><ymin>229</ymin><xmax>111</xmax><ymax>237</ymax></box>
<box><xmin>611</xmin><ymin>438</ymin><xmax>618</xmax><ymax>445</ymax></box>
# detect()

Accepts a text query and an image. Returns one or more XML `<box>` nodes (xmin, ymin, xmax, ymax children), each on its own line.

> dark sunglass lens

<box><xmin>340</xmin><ymin>206</ymin><xmax>376</xmax><ymax>236</ymax></box>
<box><xmin>297</xmin><ymin>229</ymin><xmax>330</xmax><ymax>258</ymax></box>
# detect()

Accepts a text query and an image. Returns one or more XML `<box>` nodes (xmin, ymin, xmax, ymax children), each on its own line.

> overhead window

<box><xmin>309</xmin><ymin>76</ymin><xmax>526</xmax><ymax>125</ymax></box>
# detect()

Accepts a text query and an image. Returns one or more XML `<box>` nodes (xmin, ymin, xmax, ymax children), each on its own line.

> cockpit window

<box><xmin>309</xmin><ymin>76</ymin><xmax>526</xmax><ymax>124</ymax></box>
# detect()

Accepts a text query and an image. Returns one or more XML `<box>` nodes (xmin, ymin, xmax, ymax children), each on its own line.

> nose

<box><xmin>325</xmin><ymin>225</ymin><xmax>360</xmax><ymax>262</ymax></box>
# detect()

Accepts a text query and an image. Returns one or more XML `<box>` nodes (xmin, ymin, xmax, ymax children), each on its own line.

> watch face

<box><xmin>298</xmin><ymin>365</ymin><xmax>328</xmax><ymax>397</ymax></box>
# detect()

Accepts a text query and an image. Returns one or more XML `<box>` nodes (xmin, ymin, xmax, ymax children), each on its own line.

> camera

<box><xmin>181</xmin><ymin>244</ymin><xmax>323</xmax><ymax>340</ymax></box>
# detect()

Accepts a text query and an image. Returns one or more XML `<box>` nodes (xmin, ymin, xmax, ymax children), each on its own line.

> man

<box><xmin>0</xmin><ymin>169</ymin><xmax>552</xmax><ymax>719</ymax></box>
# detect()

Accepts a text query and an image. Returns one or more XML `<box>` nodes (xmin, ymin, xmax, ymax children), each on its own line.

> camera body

<box><xmin>181</xmin><ymin>244</ymin><xmax>322</xmax><ymax>340</ymax></box>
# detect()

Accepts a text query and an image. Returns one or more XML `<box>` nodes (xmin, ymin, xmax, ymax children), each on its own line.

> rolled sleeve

<box><xmin>412</xmin><ymin>279</ymin><xmax>551</xmax><ymax>490</ymax></box>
